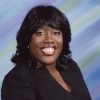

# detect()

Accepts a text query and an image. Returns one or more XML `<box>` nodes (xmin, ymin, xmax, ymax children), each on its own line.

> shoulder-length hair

<box><xmin>12</xmin><ymin>5</ymin><xmax>72</xmax><ymax>67</ymax></box>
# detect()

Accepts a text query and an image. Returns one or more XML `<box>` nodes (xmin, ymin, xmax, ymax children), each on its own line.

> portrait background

<box><xmin>0</xmin><ymin>0</ymin><xmax>100</xmax><ymax>100</ymax></box>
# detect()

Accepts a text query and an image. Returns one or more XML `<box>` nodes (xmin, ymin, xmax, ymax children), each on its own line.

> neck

<box><xmin>46</xmin><ymin>63</ymin><xmax>57</xmax><ymax>73</ymax></box>
<box><xmin>37</xmin><ymin>62</ymin><xmax>57</xmax><ymax>73</ymax></box>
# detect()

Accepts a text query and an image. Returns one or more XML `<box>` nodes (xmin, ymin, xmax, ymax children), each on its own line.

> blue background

<box><xmin>0</xmin><ymin>0</ymin><xmax>100</xmax><ymax>100</ymax></box>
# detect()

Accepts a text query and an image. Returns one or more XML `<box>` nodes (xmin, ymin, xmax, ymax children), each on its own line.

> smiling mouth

<box><xmin>41</xmin><ymin>47</ymin><xmax>55</xmax><ymax>56</ymax></box>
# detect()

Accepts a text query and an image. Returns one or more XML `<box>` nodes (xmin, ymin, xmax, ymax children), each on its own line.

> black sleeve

<box><xmin>72</xmin><ymin>60</ymin><xmax>92</xmax><ymax>100</ymax></box>
<box><xmin>1</xmin><ymin>67</ymin><xmax>37</xmax><ymax>100</ymax></box>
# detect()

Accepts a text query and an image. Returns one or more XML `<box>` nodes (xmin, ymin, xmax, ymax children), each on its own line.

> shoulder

<box><xmin>1</xmin><ymin>64</ymin><xmax>38</xmax><ymax>100</ymax></box>
<box><xmin>2</xmin><ymin>63</ymin><xmax>36</xmax><ymax>88</ymax></box>
<box><xmin>60</xmin><ymin>58</ymin><xmax>84</xmax><ymax>80</ymax></box>
<box><xmin>61</xmin><ymin>58</ymin><xmax>82</xmax><ymax>73</ymax></box>
<box><xmin>69</xmin><ymin>59</ymin><xmax>82</xmax><ymax>72</ymax></box>
<box><xmin>68</xmin><ymin>59</ymin><xmax>84</xmax><ymax>77</ymax></box>
<box><xmin>5</xmin><ymin>64</ymin><xmax>30</xmax><ymax>78</ymax></box>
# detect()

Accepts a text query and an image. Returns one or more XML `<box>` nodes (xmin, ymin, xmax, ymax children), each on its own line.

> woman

<box><xmin>1</xmin><ymin>5</ymin><xmax>92</xmax><ymax>100</ymax></box>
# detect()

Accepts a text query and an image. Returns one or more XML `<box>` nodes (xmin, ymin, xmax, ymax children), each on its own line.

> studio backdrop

<box><xmin>0</xmin><ymin>0</ymin><xmax>100</xmax><ymax>100</ymax></box>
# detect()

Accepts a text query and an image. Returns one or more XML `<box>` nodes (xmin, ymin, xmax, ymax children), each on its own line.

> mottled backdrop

<box><xmin>0</xmin><ymin>0</ymin><xmax>100</xmax><ymax>100</ymax></box>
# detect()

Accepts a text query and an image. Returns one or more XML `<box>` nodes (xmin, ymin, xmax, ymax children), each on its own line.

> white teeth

<box><xmin>41</xmin><ymin>47</ymin><xmax>55</xmax><ymax>55</ymax></box>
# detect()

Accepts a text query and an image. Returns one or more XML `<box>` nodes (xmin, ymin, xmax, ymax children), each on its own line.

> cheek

<box><xmin>59</xmin><ymin>36</ymin><xmax>63</xmax><ymax>44</ymax></box>
<box><xmin>29</xmin><ymin>37</ymin><xmax>42</xmax><ymax>55</ymax></box>
<box><xmin>56</xmin><ymin>35</ymin><xmax>63</xmax><ymax>47</ymax></box>
<box><xmin>59</xmin><ymin>36</ymin><xmax>63</xmax><ymax>53</ymax></box>
<box><xmin>55</xmin><ymin>36</ymin><xmax>63</xmax><ymax>55</ymax></box>
<box><xmin>31</xmin><ymin>36</ymin><xmax>43</xmax><ymax>43</ymax></box>
<box><xmin>30</xmin><ymin>35</ymin><xmax>44</xmax><ymax>47</ymax></box>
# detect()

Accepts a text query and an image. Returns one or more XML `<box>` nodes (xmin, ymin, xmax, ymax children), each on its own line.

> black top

<box><xmin>1</xmin><ymin>60</ymin><xmax>92</xmax><ymax>100</ymax></box>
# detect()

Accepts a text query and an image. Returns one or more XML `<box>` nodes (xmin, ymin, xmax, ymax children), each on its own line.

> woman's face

<box><xmin>29</xmin><ymin>26</ymin><xmax>63</xmax><ymax>67</ymax></box>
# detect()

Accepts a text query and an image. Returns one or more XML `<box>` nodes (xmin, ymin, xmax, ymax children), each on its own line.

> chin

<box><xmin>39</xmin><ymin>57</ymin><xmax>57</xmax><ymax>65</ymax></box>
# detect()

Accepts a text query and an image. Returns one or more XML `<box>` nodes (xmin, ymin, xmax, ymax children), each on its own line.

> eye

<box><xmin>35</xmin><ymin>32</ymin><xmax>44</xmax><ymax>36</ymax></box>
<box><xmin>53</xmin><ymin>31</ymin><xmax>62</xmax><ymax>35</ymax></box>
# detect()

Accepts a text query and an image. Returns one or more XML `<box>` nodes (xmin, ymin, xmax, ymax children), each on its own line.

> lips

<box><xmin>41</xmin><ymin>47</ymin><xmax>55</xmax><ymax>56</ymax></box>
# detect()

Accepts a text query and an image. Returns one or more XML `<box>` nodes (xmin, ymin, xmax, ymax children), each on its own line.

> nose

<box><xmin>44</xmin><ymin>32</ymin><xmax>54</xmax><ymax>43</ymax></box>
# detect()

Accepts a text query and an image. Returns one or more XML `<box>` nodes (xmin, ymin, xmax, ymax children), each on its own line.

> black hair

<box><xmin>11</xmin><ymin>5</ymin><xmax>72</xmax><ymax>67</ymax></box>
